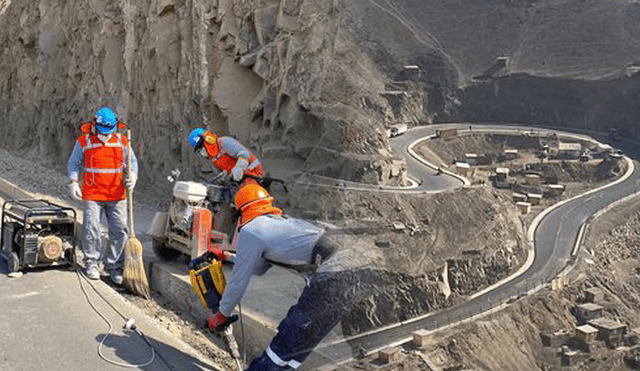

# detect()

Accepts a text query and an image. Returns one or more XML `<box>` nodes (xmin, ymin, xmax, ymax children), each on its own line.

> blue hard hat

<box><xmin>188</xmin><ymin>128</ymin><xmax>206</xmax><ymax>150</ymax></box>
<box><xmin>94</xmin><ymin>107</ymin><xmax>118</xmax><ymax>134</ymax></box>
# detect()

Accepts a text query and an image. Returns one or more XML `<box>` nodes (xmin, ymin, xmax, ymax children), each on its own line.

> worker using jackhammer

<box><xmin>188</xmin><ymin>128</ymin><xmax>264</xmax><ymax>186</ymax></box>
<box><xmin>67</xmin><ymin>106</ymin><xmax>138</xmax><ymax>285</ymax></box>
<box><xmin>208</xmin><ymin>183</ymin><xmax>383</xmax><ymax>370</ymax></box>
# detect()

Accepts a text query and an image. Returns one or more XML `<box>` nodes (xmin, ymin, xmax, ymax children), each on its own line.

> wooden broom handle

<box><xmin>127</xmin><ymin>129</ymin><xmax>135</xmax><ymax>237</ymax></box>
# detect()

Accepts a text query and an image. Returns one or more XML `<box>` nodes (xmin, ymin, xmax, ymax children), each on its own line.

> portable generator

<box><xmin>1</xmin><ymin>199</ymin><xmax>77</xmax><ymax>273</ymax></box>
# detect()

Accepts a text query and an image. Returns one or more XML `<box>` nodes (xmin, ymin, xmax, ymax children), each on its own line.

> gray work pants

<box><xmin>82</xmin><ymin>200</ymin><xmax>128</xmax><ymax>270</ymax></box>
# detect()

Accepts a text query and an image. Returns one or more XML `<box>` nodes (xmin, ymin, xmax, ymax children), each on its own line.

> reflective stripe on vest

<box><xmin>82</xmin><ymin>133</ymin><xmax>124</xmax><ymax>151</ymax></box>
<box><xmin>266</xmin><ymin>346</ymin><xmax>301</xmax><ymax>369</ymax></box>
<box><xmin>84</xmin><ymin>167</ymin><xmax>124</xmax><ymax>173</ymax></box>
<box><xmin>79</xmin><ymin>133</ymin><xmax>127</xmax><ymax>201</ymax></box>
<box><xmin>247</xmin><ymin>158</ymin><xmax>260</xmax><ymax>170</ymax></box>
<box><xmin>84</xmin><ymin>142</ymin><xmax>123</xmax><ymax>150</ymax></box>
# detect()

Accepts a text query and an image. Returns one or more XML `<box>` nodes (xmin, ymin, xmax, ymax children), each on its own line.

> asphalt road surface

<box><xmin>0</xmin><ymin>192</ymin><xmax>221</xmax><ymax>371</ymax></box>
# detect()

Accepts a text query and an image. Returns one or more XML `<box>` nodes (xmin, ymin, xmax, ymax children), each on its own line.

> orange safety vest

<box><xmin>77</xmin><ymin>122</ymin><xmax>128</xmax><ymax>202</ymax></box>
<box><xmin>205</xmin><ymin>137</ymin><xmax>264</xmax><ymax>180</ymax></box>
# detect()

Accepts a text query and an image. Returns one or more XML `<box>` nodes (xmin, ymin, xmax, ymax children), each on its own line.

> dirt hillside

<box><xmin>399</xmin><ymin>195</ymin><xmax>640</xmax><ymax>371</ymax></box>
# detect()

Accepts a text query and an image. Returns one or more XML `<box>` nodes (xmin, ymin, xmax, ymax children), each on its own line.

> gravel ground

<box><xmin>0</xmin><ymin>147</ymin><xmax>166</xmax><ymax>209</ymax></box>
<box><xmin>0</xmin><ymin>148</ymin><xmax>72</xmax><ymax>200</ymax></box>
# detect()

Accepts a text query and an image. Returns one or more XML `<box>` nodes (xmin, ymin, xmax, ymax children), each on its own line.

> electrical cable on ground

<box><xmin>75</xmin><ymin>269</ymin><xmax>176</xmax><ymax>371</ymax></box>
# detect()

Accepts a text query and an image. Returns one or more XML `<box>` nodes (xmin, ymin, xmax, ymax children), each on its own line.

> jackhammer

<box><xmin>187</xmin><ymin>207</ymin><xmax>243</xmax><ymax>370</ymax></box>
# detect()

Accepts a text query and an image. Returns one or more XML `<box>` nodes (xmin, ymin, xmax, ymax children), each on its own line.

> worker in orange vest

<box><xmin>67</xmin><ymin>106</ymin><xmax>138</xmax><ymax>285</ymax></box>
<box><xmin>188</xmin><ymin>128</ymin><xmax>264</xmax><ymax>185</ymax></box>
<box><xmin>207</xmin><ymin>183</ymin><xmax>382</xmax><ymax>370</ymax></box>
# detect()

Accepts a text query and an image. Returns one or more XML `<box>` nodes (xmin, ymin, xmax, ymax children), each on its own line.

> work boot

<box><xmin>109</xmin><ymin>269</ymin><xmax>123</xmax><ymax>285</ymax></box>
<box><xmin>85</xmin><ymin>265</ymin><xmax>100</xmax><ymax>280</ymax></box>
<box><xmin>245</xmin><ymin>352</ymin><xmax>285</xmax><ymax>371</ymax></box>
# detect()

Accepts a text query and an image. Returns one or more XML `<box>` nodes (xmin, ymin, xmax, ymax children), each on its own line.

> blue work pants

<box><xmin>246</xmin><ymin>268</ymin><xmax>381</xmax><ymax>370</ymax></box>
<box><xmin>82</xmin><ymin>200</ymin><xmax>128</xmax><ymax>270</ymax></box>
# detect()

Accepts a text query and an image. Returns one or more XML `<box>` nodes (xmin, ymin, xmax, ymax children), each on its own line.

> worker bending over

<box><xmin>68</xmin><ymin>106</ymin><xmax>138</xmax><ymax>284</ymax></box>
<box><xmin>188</xmin><ymin>128</ymin><xmax>264</xmax><ymax>185</ymax></box>
<box><xmin>209</xmin><ymin>184</ymin><xmax>383</xmax><ymax>370</ymax></box>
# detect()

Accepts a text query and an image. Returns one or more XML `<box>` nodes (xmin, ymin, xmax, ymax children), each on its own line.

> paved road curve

<box><xmin>309</xmin><ymin>123</ymin><xmax>640</xmax><ymax>365</ymax></box>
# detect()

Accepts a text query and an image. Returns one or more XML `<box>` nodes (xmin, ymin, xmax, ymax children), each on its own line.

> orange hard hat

<box><xmin>234</xmin><ymin>184</ymin><xmax>282</xmax><ymax>226</ymax></box>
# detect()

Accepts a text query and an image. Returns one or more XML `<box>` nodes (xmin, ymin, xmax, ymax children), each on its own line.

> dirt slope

<box><xmin>394</xmin><ymin>196</ymin><xmax>640</xmax><ymax>371</ymax></box>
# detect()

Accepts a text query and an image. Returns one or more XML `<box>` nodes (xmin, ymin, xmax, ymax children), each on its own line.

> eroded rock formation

<box><xmin>1</xmin><ymin>0</ymin><xmax>460</xmax><ymax>189</ymax></box>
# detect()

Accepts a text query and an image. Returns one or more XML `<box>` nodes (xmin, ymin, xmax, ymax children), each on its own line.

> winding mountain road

<box><xmin>313</xmin><ymin>123</ymin><xmax>640</xmax><ymax>365</ymax></box>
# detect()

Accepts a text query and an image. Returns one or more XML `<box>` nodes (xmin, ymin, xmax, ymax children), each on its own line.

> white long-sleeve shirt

<box><xmin>218</xmin><ymin>215</ymin><xmax>324</xmax><ymax>316</ymax></box>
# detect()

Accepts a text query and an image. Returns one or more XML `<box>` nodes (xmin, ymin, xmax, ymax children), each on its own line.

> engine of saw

<box><xmin>149</xmin><ymin>177</ymin><xmax>237</xmax><ymax>261</ymax></box>
<box><xmin>168</xmin><ymin>182</ymin><xmax>208</xmax><ymax>234</ymax></box>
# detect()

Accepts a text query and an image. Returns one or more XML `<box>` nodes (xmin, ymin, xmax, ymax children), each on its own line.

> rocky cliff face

<box><xmin>0</xmin><ymin>0</ymin><xmax>443</xmax><ymax>189</ymax></box>
<box><xmin>2</xmin><ymin>0</ymin><xmax>639</xmax><ymax>190</ymax></box>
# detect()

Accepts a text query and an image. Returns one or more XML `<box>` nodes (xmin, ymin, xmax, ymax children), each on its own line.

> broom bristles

<box><xmin>123</xmin><ymin>129</ymin><xmax>151</xmax><ymax>300</ymax></box>
<box><xmin>123</xmin><ymin>237</ymin><xmax>152</xmax><ymax>300</ymax></box>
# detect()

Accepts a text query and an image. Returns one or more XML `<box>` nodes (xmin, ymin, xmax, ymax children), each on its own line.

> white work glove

<box><xmin>231</xmin><ymin>158</ymin><xmax>249</xmax><ymax>182</ymax></box>
<box><xmin>69</xmin><ymin>181</ymin><xmax>82</xmax><ymax>201</ymax></box>
<box><xmin>125</xmin><ymin>174</ymin><xmax>137</xmax><ymax>191</ymax></box>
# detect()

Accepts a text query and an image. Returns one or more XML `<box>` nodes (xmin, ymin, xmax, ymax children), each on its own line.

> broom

<box><xmin>123</xmin><ymin>129</ymin><xmax>152</xmax><ymax>299</ymax></box>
